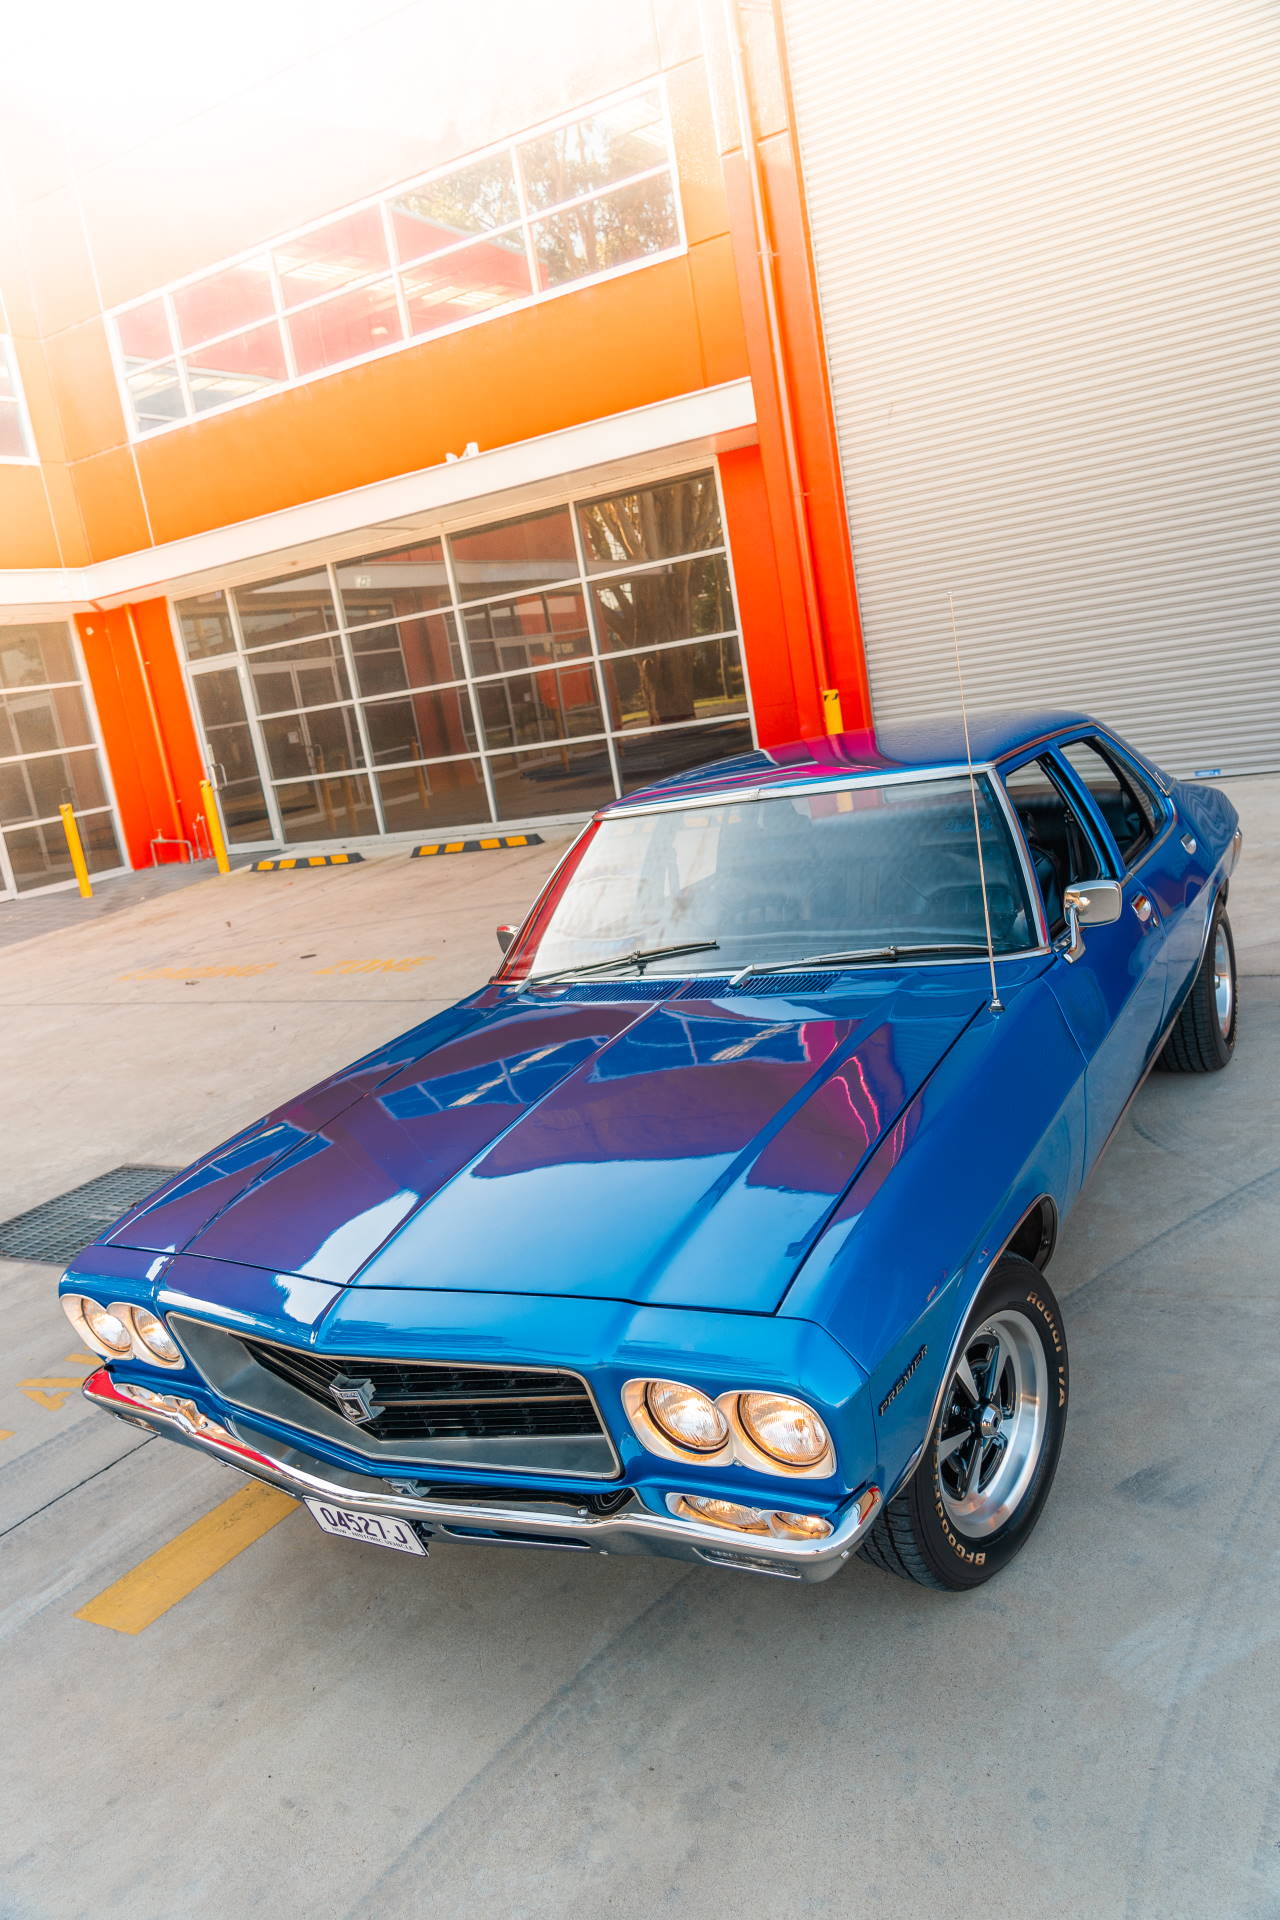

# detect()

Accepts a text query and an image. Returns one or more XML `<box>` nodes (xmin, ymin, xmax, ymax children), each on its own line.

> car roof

<box><xmin>604</xmin><ymin>709</ymin><xmax>1098</xmax><ymax>812</ymax></box>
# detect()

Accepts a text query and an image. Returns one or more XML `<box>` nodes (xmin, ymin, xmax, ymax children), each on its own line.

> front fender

<box><xmin>780</xmin><ymin>975</ymin><xmax>1086</xmax><ymax>1497</ymax></box>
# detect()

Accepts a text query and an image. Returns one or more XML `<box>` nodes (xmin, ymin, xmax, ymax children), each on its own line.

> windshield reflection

<box><xmin>516</xmin><ymin>777</ymin><xmax>1033</xmax><ymax>978</ymax></box>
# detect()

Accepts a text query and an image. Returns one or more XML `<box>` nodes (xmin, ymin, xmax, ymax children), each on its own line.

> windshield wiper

<box><xmin>526</xmin><ymin>940</ymin><xmax>720</xmax><ymax>988</ymax></box>
<box><xmin>727</xmin><ymin>944</ymin><xmax>993</xmax><ymax>985</ymax></box>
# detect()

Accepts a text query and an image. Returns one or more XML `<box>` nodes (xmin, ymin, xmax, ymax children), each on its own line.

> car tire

<box><xmin>859</xmin><ymin>1256</ymin><xmax>1069</xmax><ymax>1591</ymax></box>
<box><xmin>1156</xmin><ymin>900</ymin><xmax>1237</xmax><ymax>1074</ymax></box>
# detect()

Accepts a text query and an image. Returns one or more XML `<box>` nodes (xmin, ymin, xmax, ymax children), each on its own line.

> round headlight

<box><xmin>738</xmin><ymin>1392</ymin><xmax>831</xmax><ymax>1467</ymax></box>
<box><xmin>680</xmin><ymin>1495</ymin><xmax>769</xmax><ymax>1533</ymax></box>
<box><xmin>768</xmin><ymin>1510</ymin><xmax>833</xmax><ymax>1539</ymax></box>
<box><xmin>76</xmin><ymin>1297</ymin><xmax>132</xmax><ymax>1356</ymax></box>
<box><xmin>644</xmin><ymin>1379</ymin><xmax>729</xmax><ymax>1454</ymax></box>
<box><xmin>130</xmin><ymin>1307</ymin><xmax>181</xmax><ymax>1366</ymax></box>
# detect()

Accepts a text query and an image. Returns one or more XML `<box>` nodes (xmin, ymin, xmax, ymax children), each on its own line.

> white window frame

<box><xmin>0</xmin><ymin>337</ymin><xmax>38</xmax><ymax>465</ymax></box>
<box><xmin>171</xmin><ymin>457</ymin><xmax>756</xmax><ymax>851</ymax></box>
<box><xmin>107</xmin><ymin>79</ymin><xmax>686</xmax><ymax>443</ymax></box>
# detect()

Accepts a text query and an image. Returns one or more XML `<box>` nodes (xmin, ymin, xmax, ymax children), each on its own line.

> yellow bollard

<box><xmin>199</xmin><ymin>779</ymin><xmax>231</xmax><ymax>875</ymax></box>
<box><xmin>821</xmin><ymin>687</ymin><xmax>845</xmax><ymax>735</ymax></box>
<box><xmin>59</xmin><ymin>804</ymin><xmax>92</xmax><ymax>898</ymax></box>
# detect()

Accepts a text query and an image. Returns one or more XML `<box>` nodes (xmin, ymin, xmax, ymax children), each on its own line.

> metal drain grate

<box><xmin>0</xmin><ymin>1166</ymin><xmax>179</xmax><ymax>1266</ymax></box>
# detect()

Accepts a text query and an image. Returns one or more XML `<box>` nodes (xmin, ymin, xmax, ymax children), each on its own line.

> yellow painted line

<box><xmin>20</xmin><ymin>1377</ymin><xmax>87</xmax><ymax>1410</ymax></box>
<box><xmin>0</xmin><ymin>1430</ymin><xmax>12</xmax><ymax>1444</ymax></box>
<box><xmin>75</xmin><ymin>1483</ymin><xmax>297</xmax><ymax>1635</ymax></box>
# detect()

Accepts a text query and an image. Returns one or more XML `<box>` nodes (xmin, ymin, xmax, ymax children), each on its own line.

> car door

<box><xmin>1047</xmin><ymin>737</ymin><xmax>1172</xmax><ymax>1146</ymax></box>
<box><xmin>1002</xmin><ymin>748</ymin><xmax>1163</xmax><ymax>1159</ymax></box>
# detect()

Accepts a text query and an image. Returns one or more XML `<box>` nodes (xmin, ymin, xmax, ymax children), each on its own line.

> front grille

<box><xmin>236</xmin><ymin>1338</ymin><xmax>604</xmax><ymax>1446</ymax></box>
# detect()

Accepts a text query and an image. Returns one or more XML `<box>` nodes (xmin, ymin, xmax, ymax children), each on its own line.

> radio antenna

<box><xmin>948</xmin><ymin>592</ymin><xmax>1003</xmax><ymax>1014</ymax></box>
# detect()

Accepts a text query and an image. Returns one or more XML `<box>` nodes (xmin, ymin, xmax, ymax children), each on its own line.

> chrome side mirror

<box><xmin>1058</xmin><ymin>879</ymin><xmax>1123</xmax><ymax>962</ymax></box>
<box><xmin>496</xmin><ymin>924</ymin><xmax>516</xmax><ymax>954</ymax></box>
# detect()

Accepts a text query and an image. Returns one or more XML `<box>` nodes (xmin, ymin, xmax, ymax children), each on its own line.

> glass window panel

<box><xmin>335</xmin><ymin>540</ymin><xmax>450</xmax><ymax>627</ymax></box>
<box><xmin>376</xmin><ymin>759</ymin><xmax>488</xmax><ymax>835</ymax></box>
<box><xmin>615</xmin><ymin>719</ymin><xmax>754</xmax><ymax>793</ymax></box>
<box><xmin>174</xmin><ymin>591</ymin><xmax>235</xmax><ymax>662</ymax></box>
<box><xmin>350</xmin><ymin>612</ymin><xmax>464</xmax><ymax>698</ymax></box>
<box><xmin>287</xmin><ymin>278</ymin><xmax>402</xmax><ymax>376</ymax></box>
<box><xmin>1060</xmin><ymin>739</ymin><xmax>1159</xmax><ymax>864</ymax></box>
<box><xmin>5</xmin><ymin>810</ymin><xmax>121</xmax><ymax>891</ymax></box>
<box><xmin>125</xmin><ymin>361</ymin><xmax>186</xmax><ymax>431</ymax></box>
<box><xmin>261</xmin><ymin>705</ymin><xmax>362</xmax><ymax>782</ymax></box>
<box><xmin>0</xmin><ymin>622</ymin><xmax>77</xmax><ymax>689</ymax></box>
<box><xmin>0</xmin><ymin>401</ymin><xmax>27</xmax><ymax>459</ymax></box>
<box><xmin>172</xmin><ymin>259</ymin><xmax>275</xmax><ymax>349</ymax></box>
<box><xmin>114</xmin><ymin>297</ymin><xmax>173</xmax><ymax>362</ymax></box>
<box><xmin>190</xmin><ymin>670</ymin><xmax>273</xmax><ymax>844</ymax></box>
<box><xmin>389</xmin><ymin>155</ymin><xmax>520</xmax><ymax>263</ymax></box>
<box><xmin>186</xmin><ymin>323</ymin><xmax>288</xmax><ymax>412</ymax></box>
<box><xmin>463</xmin><ymin>589</ymin><xmax>589</xmax><ymax>677</ymax></box>
<box><xmin>603</xmin><ymin>637</ymin><xmax>746</xmax><ymax>733</ymax></box>
<box><xmin>487</xmin><ymin>741</ymin><xmax>615</xmax><ymax>820</ymax></box>
<box><xmin>273</xmin><ymin>207</ymin><xmax>390</xmax><ymax>308</ymax></box>
<box><xmin>531</xmin><ymin>175</ymin><xmax>677</xmax><ymax>290</ymax></box>
<box><xmin>0</xmin><ymin>746</ymin><xmax>107</xmax><ymax>824</ymax></box>
<box><xmin>477</xmin><ymin>662</ymin><xmax>603</xmax><ymax>751</ymax></box>
<box><xmin>363</xmin><ymin>687</ymin><xmax>478</xmax><ymax>765</ymax></box>
<box><xmin>402</xmin><ymin>234</ymin><xmax>531</xmax><ymax>334</ymax></box>
<box><xmin>0</xmin><ymin>685</ymin><xmax>92</xmax><ymax>758</ymax></box>
<box><xmin>449</xmin><ymin>508</ymin><xmax>577</xmax><ymax>603</ymax></box>
<box><xmin>578</xmin><ymin>472</ymin><xmax>721</xmax><ymax>572</ymax></box>
<box><xmin>246</xmin><ymin>634</ymin><xmax>350</xmax><ymax>715</ymax></box>
<box><xmin>275</xmin><ymin>772</ymin><xmax>375</xmax><ymax>844</ymax></box>
<box><xmin>591</xmin><ymin>554</ymin><xmax>733</xmax><ymax>654</ymax></box>
<box><xmin>234</xmin><ymin>569</ymin><xmax>337</xmax><ymax>647</ymax></box>
<box><xmin>518</xmin><ymin>93</ymin><xmax>668</xmax><ymax>211</ymax></box>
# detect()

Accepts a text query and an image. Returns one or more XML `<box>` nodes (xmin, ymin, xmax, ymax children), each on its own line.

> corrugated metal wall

<box><xmin>782</xmin><ymin>0</ymin><xmax>1280</xmax><ymax>775</ymax></box>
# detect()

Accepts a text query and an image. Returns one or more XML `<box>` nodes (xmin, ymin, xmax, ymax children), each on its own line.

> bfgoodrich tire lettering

<box><xmin>859</xmin><ymin>1255</ymin><xmax>1069</xmax><ymax>1591</ymax></box>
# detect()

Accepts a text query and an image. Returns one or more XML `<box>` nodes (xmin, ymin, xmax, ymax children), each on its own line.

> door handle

<box><xmin>1181</xmin><ymin>832</ymin><xmax>1197</xmax><ymax>854</ymax></box>
<box><xmin>1131</xmin><ymin>892</ymin><xmax>1155</xmax><ymax>924</ymax></box>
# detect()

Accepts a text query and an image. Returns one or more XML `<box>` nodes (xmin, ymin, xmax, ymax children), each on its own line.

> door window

<box><xmin>1060</xmin><ymin>738</ymin><xmax>1162</xmax><ymax>865</ymax></box>
<box><xmin>1003</xmin><ymin>757</ymin><xmax>1102</xmax><ymax>934</ymax></box>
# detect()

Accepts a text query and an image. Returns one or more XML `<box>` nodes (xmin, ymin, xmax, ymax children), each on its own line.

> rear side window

<box><xmin>1003</xmin><ymin>757</ymin><xmax>1101</xmax><ymax>935</ymax></box>
<box><xmin>1061</xmin><ymin>738</ymin><xmax>1163</xmax><ymax>865</ymax></box>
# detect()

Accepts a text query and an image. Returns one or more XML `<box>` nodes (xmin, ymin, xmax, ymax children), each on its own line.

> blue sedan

<box><xmin>61</xmin><ymin>709</ymin><xmax>1241</xmax><ymax>1588</ymax></box>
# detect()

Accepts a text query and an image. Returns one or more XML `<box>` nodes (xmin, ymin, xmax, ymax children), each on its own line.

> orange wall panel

<box><xmin>42</xmin><ymin>319</ymin><xmax>127</xmax><ymax>463</ymax></box>
<box><xmin>719</xmin><ymin>442</ymin><xmax>820</xmax><ymax>745</ymax></box>
<box><xmin>70</xmin><ymin>448</ymin><xmax>151</xmax><ymax>562</ymax></box>
<box><xmin>0</xmin><ymin>469</ymin><xmax>62</xmax><ymax>569</ymax></box>
<box><xmin>131</xmin><ymin>597</ymin><xmax>208</xmax><ymax>836</ymax></box>
<box><xmin>689</xmin><ymin>234</ymin><xmax>751</xmax><ymax>388</ymax></box>
<box><xmin>76</xmin><ymin>608</ymin><xmax>171</xmax><ymax>868</ymax></box>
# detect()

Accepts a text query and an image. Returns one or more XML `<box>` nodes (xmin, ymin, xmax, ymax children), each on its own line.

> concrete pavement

<box><xmin>0</xmin><ymin>778</ymin><xmax>1277</xmax><ymax>1919</ymax></box>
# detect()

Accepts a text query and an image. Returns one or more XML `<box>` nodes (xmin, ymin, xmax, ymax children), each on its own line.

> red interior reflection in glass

<box><xmin>273</xmin><ymin>208</ymin><xmax>390</xmax><ymax>309</ymax></box>
<box><xmin>402</xmin><ymin>236</ymin><xmax>531</xmax><ymax>335</ymax></box>
<box><xmin>287</xmin><ymin>281</ymin><xmax>403</xmax><ymax>376</ymax></box>
<box><xmin>172</xmin><ymin>260</ymin><xmax>275</xmax><ymax>349</ymax></box>
<box><xmin>115</xmin><ymin>297</ymin><xmax>173</xmax><ymax>362</ymax></box>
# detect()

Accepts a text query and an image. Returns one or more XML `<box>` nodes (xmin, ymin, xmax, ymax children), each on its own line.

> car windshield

<box><xmin>513</xmin><ymin>774</ymin><xmax>1036</xmax><ymax>979</ymax></box>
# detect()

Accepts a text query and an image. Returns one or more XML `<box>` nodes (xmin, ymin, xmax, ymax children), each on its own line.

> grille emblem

<box><xmin>328</xmin><ymin>1374</ymin><xmax>380</xmax><ymax>1424</ymax></box>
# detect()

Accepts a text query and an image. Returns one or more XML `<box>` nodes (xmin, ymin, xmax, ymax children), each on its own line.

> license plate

<box><xmin>304</xmin><ymin>1498</ymin><xmax>427</xmax><ymax>1556</ymax></box>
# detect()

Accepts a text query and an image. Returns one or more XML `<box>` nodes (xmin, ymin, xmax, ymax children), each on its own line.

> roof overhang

<box><xmin>0</xmin><ymin>379</ymin><xmax>756</xmax><ymax>621</ymax></box>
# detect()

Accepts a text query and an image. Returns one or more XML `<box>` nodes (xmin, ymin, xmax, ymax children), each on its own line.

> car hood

<box><xmin>106</xmin><ymin>978</ymin><xmax>984</xmax><ymax>1315</ymax></box>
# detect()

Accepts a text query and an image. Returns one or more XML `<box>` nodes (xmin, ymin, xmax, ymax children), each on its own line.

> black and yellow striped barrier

<box><xmin>252</xmin><ymin>852</ymin><xmax>364</xmax><ymax>871</ymax></box>
<box><xmin>413</xmin><ymin>834</ymin><xmax>543</xmax><ymax>857</ymax></box>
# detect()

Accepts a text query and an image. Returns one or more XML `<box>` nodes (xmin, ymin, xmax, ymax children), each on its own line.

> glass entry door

<box><xmin>188</xmin><ymin>665</ymin><xmax>279</xmax><ymax>845</ymax></box>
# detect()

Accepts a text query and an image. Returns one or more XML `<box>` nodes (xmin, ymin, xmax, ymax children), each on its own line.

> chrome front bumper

<box><xmin>84</xmin><ymin>1369</ymin><xmax>881</xmax><ymax>1582</ymax></box>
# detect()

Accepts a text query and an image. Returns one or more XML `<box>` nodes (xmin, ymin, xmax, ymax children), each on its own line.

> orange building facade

<box><xmin>0</xmin><ymin>0</ymin><xmax>867</xmax><ymax>894</ymax></box>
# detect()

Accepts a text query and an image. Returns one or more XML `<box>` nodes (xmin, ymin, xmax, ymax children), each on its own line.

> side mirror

<box><xmin>496</xmin><ymin>924</ymin><xmax>516</xmax><ymax>954</ymax></box>
<box><xmin>1058</xmin><ymin>879</ymin><xmax>1123</xmax><ymax>962</ymax></box>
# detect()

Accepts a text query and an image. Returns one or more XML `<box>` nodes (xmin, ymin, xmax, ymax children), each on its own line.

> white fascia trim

<box><xmin>0</xmin><ymin>380</ymin><xmax>756</xmax><ymax>618</ymax></box>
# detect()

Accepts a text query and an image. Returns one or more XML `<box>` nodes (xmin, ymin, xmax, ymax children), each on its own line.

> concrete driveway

<box><xmin>1</xmin><ymin>782</ymin><xmax>1277</xmax><ymax>1920</ymax></box>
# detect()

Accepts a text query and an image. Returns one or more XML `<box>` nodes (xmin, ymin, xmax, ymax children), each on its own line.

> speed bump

<box><xmin>412</xmin><ymin>834</ymin><xmax>543</xmax><ymax>857</ymax></box>
<box><xmin>252</xmin><ymin>852</ymin><xmax>364</xmax><ymax>871</ymax></box>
